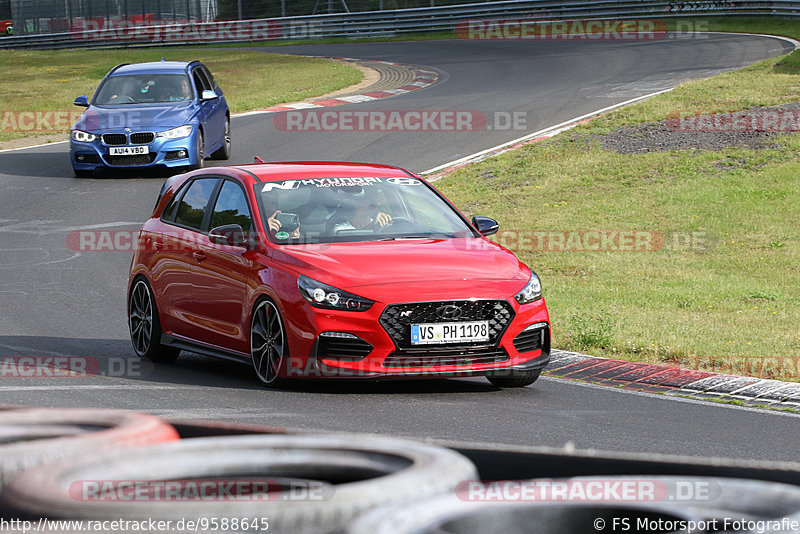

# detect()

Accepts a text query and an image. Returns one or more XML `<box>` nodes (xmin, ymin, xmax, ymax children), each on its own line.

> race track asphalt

<box><xmin>0</xmin><ymin>34</ymin><xmax>797</xmax><ymax>461</ymax></box>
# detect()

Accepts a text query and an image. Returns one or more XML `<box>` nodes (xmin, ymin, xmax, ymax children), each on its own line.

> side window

<box><xmin>159</xmin><ymin>178</ymin><xmax>186</xmax><ymax>221</ymax></box>
<box><xmin>201</xmin><ymin>66</ymin><xmax>219</xmax><ymax>92</ymax></box>
<box><xmin>192</xmin><ymin>67</ymin><xmax>211</xmax><ymax>93</ymax></box>
<box><xmin>174</xmin><ymin>178</ymin><xmax>219</xmax><ymax>230</ymax></box>
<box><xmin>210</xmin><ymin>180</ymin><xmax>253</xmax><ymax>232</ymax></box>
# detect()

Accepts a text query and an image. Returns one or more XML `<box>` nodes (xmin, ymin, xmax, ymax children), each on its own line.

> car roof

<box><xmin>231</xmin><ymin>162</ymin><xmax>415</xmax><ymax>182</ymax></box>
<box><xmin>111</xmin><ymin>61</ymin><xmax>194</xmax><ymax>76</ymax></box>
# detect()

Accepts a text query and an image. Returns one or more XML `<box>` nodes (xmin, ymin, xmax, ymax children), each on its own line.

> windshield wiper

<box><xmin>377</xmin><ymin>235</ymin><xmax>432</xmax><ymax>241</ymax></box>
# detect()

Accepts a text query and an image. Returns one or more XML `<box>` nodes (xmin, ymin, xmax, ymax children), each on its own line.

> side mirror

<box><xmin>73</xmin><ymin>95</ymin><xmax>89</xmax><ymax>107</ymax></box>
<box><xmin>472</xmin><ymin>216</ymin><xmax>499</xmax><ymax>236</ymax></box>
<box><xmin>209</xmin><ymin>224</ymin><xmax>247</xmax><ymax>248</ymax></box>
<box><xmin>201</xmin><ymin>89</ymin><xmax>218</xmax><ymax>101</ymax></box>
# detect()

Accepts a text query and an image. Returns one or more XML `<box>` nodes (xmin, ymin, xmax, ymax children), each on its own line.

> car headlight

<box><xmin>514</xmin><ymin>272</ymin><xmax>542</xmax><ymax>305</ymax></box>
<box><xmin>298</xmin><ymin>275</ymin><xmax>374</xmax><ymax>312</ymax></box>
<box><xmin>71</xmin><ymin>130</ymin><xmax>97</xmax><ymax>142</ymax></box>
<box><xmin>156</xmin><ymin>125</ymin><xmax>193</xmax><ymax>139</ymax></box>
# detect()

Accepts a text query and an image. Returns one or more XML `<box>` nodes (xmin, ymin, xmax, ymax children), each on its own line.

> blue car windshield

<box><xmin>94</xmin><ymin>74</ymin><xmax>193</xmax><ymax>105</ymax></box>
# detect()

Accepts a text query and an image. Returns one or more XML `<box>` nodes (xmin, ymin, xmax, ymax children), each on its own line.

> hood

<box><xmin>272</xmin><ymin>238</ymin><xmax>530</xmax><ymax>292</ymax></box>
<box><xmin>72</xmin><ymin>103</ymin><xmax>196</xmax><ymax>133</ymax></box>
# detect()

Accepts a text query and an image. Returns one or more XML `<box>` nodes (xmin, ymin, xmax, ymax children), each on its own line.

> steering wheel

<box><xmin>111</xmin><ymin>95</ymin><xmax>136</xmax><ymax>104</ymax></box>
<box><xmin>378</xmin><ymin>217</ymin><xmax>413</xmax><ymax>232</ymax></box>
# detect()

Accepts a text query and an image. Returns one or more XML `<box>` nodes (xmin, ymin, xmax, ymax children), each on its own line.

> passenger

<box><xmin>267</xmin><ymin>210</ymin><xmax>301</xmax><ymax>239</ymax></box>
<box><xmin>165</xmin><ymin>78</ymin><xmax>192</xmax><ymax>102</ymax></box>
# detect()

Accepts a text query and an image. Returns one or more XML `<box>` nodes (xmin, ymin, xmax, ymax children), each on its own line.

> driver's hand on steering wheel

<box><xmin>373</xmin><ymin>212</ymin><xmax>392</xmax><ymax>228</ymax></box>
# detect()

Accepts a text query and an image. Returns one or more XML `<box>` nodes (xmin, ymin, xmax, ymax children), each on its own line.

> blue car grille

<box><xmin>101</xmin><ymin>132</ymin><xmax>155</xmax><ymax>145</ymax></box>
<box><xmin>107</xmin><ymin>154</ymin><xmax>157</xmax><ymax>166</ymax></box>
<box><xmin>130</xmin><ymin>132</ymin><xmax>155</xmax><ymax>144</ymax></box>
<box><xmin>102</xmin><ymin>134</ymin><xmax>127</xmax><ymax>145</ymax></box>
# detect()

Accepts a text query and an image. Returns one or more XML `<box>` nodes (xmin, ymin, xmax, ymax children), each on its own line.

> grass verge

<box><xmin>0</xmin><ymin>47</ymin><xmax>362</xmax><ymax>143</ymax></box>
<box><xmin>435</xmin><ymin>18</ymin><xmax>800</xmax><ymax>381</ymax></box>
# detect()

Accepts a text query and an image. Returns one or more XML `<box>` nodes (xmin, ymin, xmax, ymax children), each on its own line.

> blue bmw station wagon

<box><xmin>70</xmin><ymin>60</ymin><xmax>231</xmax><ymax>177</ymax></box>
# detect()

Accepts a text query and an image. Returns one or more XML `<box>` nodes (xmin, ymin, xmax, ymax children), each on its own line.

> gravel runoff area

<box><xmin>597</xmin><ymin>102</ymin><xmax>800</xmax><ymax>153</ymax></box>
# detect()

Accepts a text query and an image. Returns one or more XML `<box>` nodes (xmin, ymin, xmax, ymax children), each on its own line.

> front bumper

<box><xmin>283</xmin><ymin>297</ymin><xmax>551</xmax><ymax>380</ymax></box>
<box><xmin>70</xmin><ymin>131</ymin><xmax>198</xmax><ymax>171</ymax></box>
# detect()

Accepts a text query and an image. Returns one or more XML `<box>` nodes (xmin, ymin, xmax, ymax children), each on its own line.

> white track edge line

<box><xmin>421</xmin><ymin>88</ymin><xmax>673</xmax><ymax>176</ymax></box>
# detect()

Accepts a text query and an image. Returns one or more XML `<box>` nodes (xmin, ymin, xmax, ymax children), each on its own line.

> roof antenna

<box><xmin>254</xmin><ymin>156</ymin><xmax>265</xmax><ymax>163</ymax></box>
<box><xmin>160</xmin><ymin>57</ymin><xmax>166</xmax><ymax>62</ymax></box>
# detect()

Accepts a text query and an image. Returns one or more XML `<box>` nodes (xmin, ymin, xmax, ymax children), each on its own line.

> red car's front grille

<box><xmin>316</xmin><ymin>335</ymin><xmax>373</xmax><ymax>361</ymax></box>
<box><xmin>382</xmin><ymin>346</ymin><xmax>509</xmax><ymax>368</ymax></box>
<box><xmin>379</xmin><ymin>300</ymin><xmax>515</xmax><ymax>349</ymax></box>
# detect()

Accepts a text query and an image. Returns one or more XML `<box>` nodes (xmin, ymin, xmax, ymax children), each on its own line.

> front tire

<box><xmin>486</xmin><ymin>368</ymin><xmax>541</xmax><ymax>388</ymax></box>
<box><xmin>250</xmin><ymin>299</ymin><xmax>290</xmax><ymax>388</ymax></box>
<box><xmin>189</xmin><ymin>130</ymin><xmax>204</xmax><ymax>171</ymax></box>
<box><xmin>128</xmin><ymin>278</ymin><xmax>180</xmax><ymax>363</ymax></box>
<box><xmin>209</xmin><ymin>116</ymin><xmax>231</xmax><ymax>160</ymax></box>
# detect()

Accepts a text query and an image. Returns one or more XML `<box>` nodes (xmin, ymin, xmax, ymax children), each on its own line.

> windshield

<box><xmin>256</xmin><ymin>176</ymin><xmax>477</xmax><ymax>244</ymax></box>
<box><xmin>94</xmin><ymin>74</ymin><xmax>193</xmax><ymax>105</ymax></box>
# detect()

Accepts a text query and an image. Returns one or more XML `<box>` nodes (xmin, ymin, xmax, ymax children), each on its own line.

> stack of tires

<box><xmin>0</xmin><ymin>407</ymin><xmax>477</xmax><ymax>533</ymax></box>
<box><xmin>1</xmin><ymin>407</ymin><xmax>799</xmax><ymax>534</ymax></box>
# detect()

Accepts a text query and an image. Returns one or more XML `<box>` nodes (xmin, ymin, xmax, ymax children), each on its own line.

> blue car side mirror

<box><xmin>201</xmin><ymin>90</ymin><xmax>218</xmax><ymax>101</ymax></box>
<box><xmin>73</xmin><ymin>96</ymin><xmax>89</xmax><ymax>107</ymax></box>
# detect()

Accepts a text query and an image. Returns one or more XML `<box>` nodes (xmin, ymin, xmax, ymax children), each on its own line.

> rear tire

<box><xmin>209</xmin><ymin>116</ymin><xmax>231</xmax><ymax>160</ymax></box>
<box><xmin>128</xmin><ymin>278</ymin><xmax>180</xmax><ymax>363</ymax></box>
<box><xmin>486</xmin><ymin>369</ymin><xmax>541</xmax><ymax>388</ymax></box>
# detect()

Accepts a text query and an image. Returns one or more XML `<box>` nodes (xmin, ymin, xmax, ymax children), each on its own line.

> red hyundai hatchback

<box><xmin>127</xmin><ymin>162</ymin><xmax>550</xmax><ymax>388</ymax></box>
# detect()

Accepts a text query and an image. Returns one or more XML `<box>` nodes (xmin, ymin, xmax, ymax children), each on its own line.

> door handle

<box><xmin>192</xmin><ymin>250</ymin><xmax>207</xmax><ymax>262</ymax></box>
<box><xmin>154</xmin><ymin>241</ymin><xmax>164</xmax><ymax>251</ymax></box>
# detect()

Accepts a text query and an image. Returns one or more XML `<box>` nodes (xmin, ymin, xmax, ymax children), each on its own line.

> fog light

<box><xmin>76</xmin><ymin>154</ymin><xmax>85</xmax><ymax>161</ymax></box>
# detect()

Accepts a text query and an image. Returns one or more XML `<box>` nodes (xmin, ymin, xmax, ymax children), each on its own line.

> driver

<box><xmin>332</xmin><ymin>189</ymin><xmax>391</xmax><ymax>232</ymax></box>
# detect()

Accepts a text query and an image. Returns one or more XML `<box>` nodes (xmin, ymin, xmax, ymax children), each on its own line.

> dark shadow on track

<box><xmin>0</xmin><ymin>335</ymin><xmax>501</xmax><ymax>394</ymax></box>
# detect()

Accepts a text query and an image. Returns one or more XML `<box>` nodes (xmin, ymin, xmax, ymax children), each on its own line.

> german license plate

<box><xmin>109</xmin><ymin>146</ymin><xmax>149</xmax><ymax>156</ymax></box>
<box><xmin>410</xmin><ymin>321</ymin><xmax>489</xmax><ymax>345</ymax></box>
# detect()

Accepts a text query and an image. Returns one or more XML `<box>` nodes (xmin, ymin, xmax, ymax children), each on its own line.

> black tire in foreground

<box><xmin>0</xmin><ymin>434</ymin><xmax>478</xmax><ymax>534</ymax></box>
<box><xmin>0</xmin><ymin>408</ymin><xmax>178</xmax><ymax>489</ymax></box>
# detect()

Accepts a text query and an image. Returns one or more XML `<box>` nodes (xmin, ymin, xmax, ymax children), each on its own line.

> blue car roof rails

<box><xmin>185</xmin><ymin>60</ymin><xmax>203</xmax><ymax>71</ymax></box>
<box><xmin>106</xmin><ymin>63</ymin><xmax>130</xmax><ymax>77</ymax></box>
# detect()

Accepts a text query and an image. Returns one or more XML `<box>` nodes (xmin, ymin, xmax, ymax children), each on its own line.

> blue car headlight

<box><xmin>71</xmin><ymin>130</ymin><xmax>97</xmax><ymax>142</ymax></box>
<box><xmin>514</xmin><ymin>272</ymin><xmax>542</xmax><ymax>305</ymax></box>
<box><xmin>298</xmin><ymin>275</ymin><xmax>374</xmax><ymax>312</ymax></box>
<box><xmin>156</xmin><ymin>125</ymin><xmax>193</xmax><ymax>139</ymax></box>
